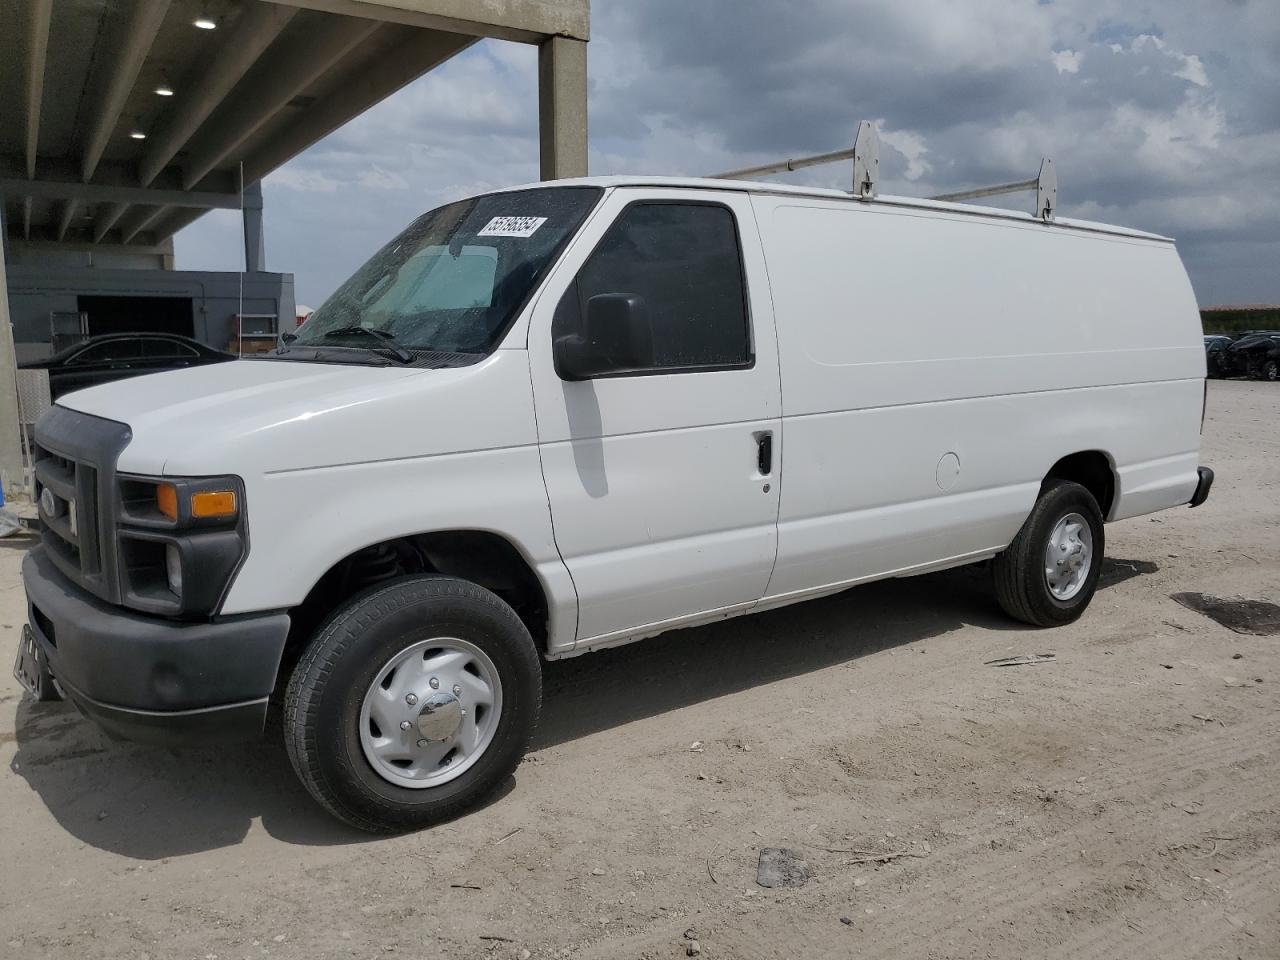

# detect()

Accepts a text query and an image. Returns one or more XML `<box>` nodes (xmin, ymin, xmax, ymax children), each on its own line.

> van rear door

<box><xmin>527</xmin><ymin>189</ymin><xmax>782</xmax><ymax>645</ymax></box>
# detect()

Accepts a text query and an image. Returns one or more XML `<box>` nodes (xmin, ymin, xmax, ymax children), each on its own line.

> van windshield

<box><xmin>286</xmin><ymin>186</ymin><xmax>601</xmax><ymax>362</ymax></box>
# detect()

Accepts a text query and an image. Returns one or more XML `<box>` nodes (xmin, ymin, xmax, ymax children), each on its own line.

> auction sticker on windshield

<box><xmin>477</xmin><ymin>216</ymin><xmax>547</xmax><ymax>238</ymax></box>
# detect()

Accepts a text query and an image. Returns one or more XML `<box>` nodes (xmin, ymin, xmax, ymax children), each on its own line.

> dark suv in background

<box><xmin>1225</xmin><ymin>331</ymin><xmax>1280</xmax><ymax>381</ymax></box>
<box><xmin>20</xmin><ymin>334</ymin><xmax>234</xmax><ymax>400</ymax></box>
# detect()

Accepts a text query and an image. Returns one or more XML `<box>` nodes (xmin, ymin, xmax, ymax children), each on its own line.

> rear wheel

<box><xmin>992</xmin><ymin>480</ymin><xmax>1105</xmax><ymax>627</ymax></box>
<box><xmin>1264</xmin><ymin>359</ymin><xmax>1279</xmax><ymax>382</ymax></box>
<box><xmin>284</xmin><ymin>575</ymin><xmax>541</xmax><ymax>833</ymax></box>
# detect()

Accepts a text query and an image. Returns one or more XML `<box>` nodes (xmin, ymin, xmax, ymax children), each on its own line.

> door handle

<box><xmin>757</xmin><ymin>432</ymin><xmax>773</xmax><ymax>475</ymax></box>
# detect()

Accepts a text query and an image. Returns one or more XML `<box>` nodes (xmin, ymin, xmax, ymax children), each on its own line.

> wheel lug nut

<box><xmin>405</xmin><ymin>693</ymin><xmax>418</xmax><ymax>706</ymax></box>
<box><xmin>400</xmin><ymin>720</ymin><xmax>411</xmax><ymax>731</ymax></box>
<box><xmin>416</xmin><ymin>738</ymin><xmax>428</xmax><ymax>748</ymax></box>
<box><xmin>452</xmin><ymin>684</ymin><xmax>461</xmax><ymax>696</ymax></box>
<box><xmin>429</xmin><ymin>677</ymin><xmax>440</xmax><ymax>689</ymax></box>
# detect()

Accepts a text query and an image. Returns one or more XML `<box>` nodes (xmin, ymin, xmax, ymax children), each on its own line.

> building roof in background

<box><xmin>1</xmin><ymin>0</ymin><xmax>586</xmax><ymax>252</ymax></box>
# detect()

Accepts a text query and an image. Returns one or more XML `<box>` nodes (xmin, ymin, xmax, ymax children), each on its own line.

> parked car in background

<box><xmin>1203</xmin><ymin>334</ymin><xmax>1235</xmax><ymax>378</ymax></box>
<box><xmin>1225</xmin><ymin>331</ymin><xmax>1280</xmax><ymax>381</ymax></box>
<box><xmin>19</xmin><ymin>333</ymin><xmax>235</xmax><ymax>399</ymax></box>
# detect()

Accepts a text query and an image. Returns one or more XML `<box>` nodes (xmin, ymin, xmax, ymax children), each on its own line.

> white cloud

<box><xmin>1174</xmin><ymin>53</ymin><xmax>1209</xmax><ymax>88</ymax></box>
<box><xmin>356</xmin><ymin>166</ymin><xmax>410</xmax><ymax>190</ymax></box>
<box><xmin>1052</xmin><ymin>49</ymin><xmax>1082</xmax><ymax>74</ymax></box>
<box><xmin>268</xmin><ymin>168</ymin><xmax>341</xmax><ymax>194</ymax></box>
<box><xmin>877</xmin><ymin>123</ymin><xmax>931</xmax><ymax>181</ymax></box>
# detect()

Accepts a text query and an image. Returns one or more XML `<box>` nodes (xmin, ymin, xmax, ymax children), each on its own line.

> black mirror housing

<box><xmin>554</xmin><ymin>293</ymin><xmax>654</xmax><ymax>380</ymax></box>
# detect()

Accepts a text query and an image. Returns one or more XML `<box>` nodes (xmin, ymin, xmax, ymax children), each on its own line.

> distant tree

<box><xmin>1200</xmin><ymin>306</ymin><xmax>1280</xmax><ymax>334</ymax></box>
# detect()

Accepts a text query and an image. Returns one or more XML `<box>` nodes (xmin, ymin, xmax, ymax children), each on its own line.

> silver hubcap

<box><xmin>1044</xmin><ymin>512</ymin><xmax>1093</xmax><ymax>601</ymax></box>
<box><xmin>358</xmin><ymin>637</ymin><xmax>502</xmax><ymax>789</ymax></box>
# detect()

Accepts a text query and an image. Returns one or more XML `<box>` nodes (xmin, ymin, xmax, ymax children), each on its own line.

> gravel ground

<box><xmin>2</xmin><ymin>379</ymin><xmax>1277</xmax><ymax>960</ymax></box>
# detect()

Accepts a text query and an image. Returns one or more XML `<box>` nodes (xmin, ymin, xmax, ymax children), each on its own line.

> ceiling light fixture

<box><xmin>130</xmin><ymin>130</ymin><xmax>147</xmax><ymax>140</ymax></box>
<box><xmin>193</xmin><ymin>15</ymin><xmax>217</xmax><ymax>29</ymax></box>
<box><xmin>155</xmin><ymin>82</ymin><xmax>174</xmax><ymax>96</ymax></box>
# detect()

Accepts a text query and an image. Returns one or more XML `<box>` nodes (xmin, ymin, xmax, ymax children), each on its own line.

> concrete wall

<box><xmin>6</xmin><ymin>245</ymin><xmax>174</xmax><ymax>272</ymax></box>
<box><xmin>0</xmin><ymin>205</ymin><xmax>22</xmax><ymax>495</ymax></box>
<box><xmin>5</xmin><ymin>267</ymin><xmax>295</xmax><ymax>361</ymax></box>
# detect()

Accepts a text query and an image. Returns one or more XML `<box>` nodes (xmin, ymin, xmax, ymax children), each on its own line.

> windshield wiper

<box><xmin>319</xmin><ymin>326</ymin><xmax>413</xmax><ymax>363</ymax></box>
<box><xmin>256</xmin><ymin>348</ymin><xmax>393</xmax><ymax>367</ymax></box>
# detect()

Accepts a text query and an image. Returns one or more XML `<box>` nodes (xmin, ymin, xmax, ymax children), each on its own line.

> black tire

<box><xmin>992</xmin><ymin>480</ymin><xmax>1105</xmax><ymax>627</ymax></box>
<box><xmin>1264</xmin><ymin>360</ymin><xmax>1279</xmax><ymax>382</ymax></box>
<box><xmin>284</xmin><ymin>575</ymin><xmax>541</xmax><ymax>833</ymax></box>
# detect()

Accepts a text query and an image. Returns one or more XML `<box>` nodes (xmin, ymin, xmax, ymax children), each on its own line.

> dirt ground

<box><xmin>2</xmin><ymin>379</ymin><xmax>1277</xmax><ymax>960</ymax></box>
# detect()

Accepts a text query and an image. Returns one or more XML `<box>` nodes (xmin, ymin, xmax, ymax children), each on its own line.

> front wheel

<box><xmin>1263</xmin><ymin>359</ymin><xmax>1279</xmax><ymax>382</ymax></box>
<box><xmin>284</xmin><ymin>575</ymin><xmax>541</xmax><ymax>833</ymax></box>
<box><xmin>992</xmin><ymin>480</ymin><xmax>1105</xmax><ymax>627</ymax></box>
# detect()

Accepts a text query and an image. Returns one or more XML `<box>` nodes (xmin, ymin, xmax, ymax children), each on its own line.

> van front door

<box><xmin>528</xmin><ymin>190</ymin><xmax>781</xmax><ymax>646</ymax></box>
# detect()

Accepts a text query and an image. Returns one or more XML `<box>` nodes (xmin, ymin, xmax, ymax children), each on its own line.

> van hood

<box><xmin>53</xmin><ymin>353</ymin><xmax>536</xmax><ymax>476</ymax></box>
<box><xmin>58</xmin><ymin>357</ymin><xmax>421</xmax><ymax>424</ymax></box>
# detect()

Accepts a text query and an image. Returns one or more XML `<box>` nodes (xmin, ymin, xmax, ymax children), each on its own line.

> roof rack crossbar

<box><xmin>712</xmin><ymin>146</ymin><xmax>859</xmax><ymax>182</ymax></box>
<box><xmin>930</xmin><ymin>158</ymin><xmax>1056</xmax><ymax>222</ymax></box>
<box><xmin>712</xmin><ymin>121</ymin><xmax>880</xmax><ymax>199</ymax></box>
<box><xmin>928</xmin><ymin>178</ymin><xmax>1038</xmax><ymax>202</ymax></box>
<box><xmin>709</xmin><ymin>121</ymin><xmax>1056</xmax><ymax>221</ymax></box>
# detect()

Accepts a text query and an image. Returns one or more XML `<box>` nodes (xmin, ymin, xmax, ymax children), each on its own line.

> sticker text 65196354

<box><xmin>477</xmin><ymin>216</ymin><xmax>548</xmax><ymax>238</ymax></box>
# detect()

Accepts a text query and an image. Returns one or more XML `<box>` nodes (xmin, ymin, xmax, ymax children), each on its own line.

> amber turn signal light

<box><xmin>191</xmin><ymin>490</ymin><xmax>237</xmax><ymax>519</ymax></box>
<box><xmin>156</xmin><ymin>483</ymin><xmax>179</xmax><ymax>521</ymax></box>
<box><xmin>155</xmin><ymin>484</ymin><xmax>237</xmax><ymax>520</ymax></box>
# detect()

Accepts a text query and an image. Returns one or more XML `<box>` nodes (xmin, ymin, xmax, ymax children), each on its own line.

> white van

<box><xmin>18</xmin><ymin>175</ymin><xmax>1212</xmax><ymax>831</ymax></box>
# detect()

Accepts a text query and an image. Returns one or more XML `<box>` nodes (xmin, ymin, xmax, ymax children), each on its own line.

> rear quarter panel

<box><xmin>752</xmin><ymin>195</ymin><xmax>1203</xmax><ymax>598</ymax></box>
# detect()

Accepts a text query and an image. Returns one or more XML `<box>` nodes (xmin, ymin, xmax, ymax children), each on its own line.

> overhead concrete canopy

<box><xmin>0</xmin><ymin>0</ymin><xmax>589</xmax><ymax>253</ymax></box>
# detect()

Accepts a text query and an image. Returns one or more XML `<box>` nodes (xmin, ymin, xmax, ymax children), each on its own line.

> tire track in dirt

<box><xmin>794</xmin><ymin>715</ymin><xmax>1269</xmax><ymax>930</ymax></box>
<box><xmin>802</xmin><ymin>747</ymin><xmax>1277</xmax><ymax>956</ymax></box>
<box><xmin>1041</xmin><ymin>841</ymin><xmax>1280</xmax><ymax>960</ymax></box>
<box><xmin>561</xmin><ymin>712</ymin><xmax>1277</xmax><ymax>960</ymax></box>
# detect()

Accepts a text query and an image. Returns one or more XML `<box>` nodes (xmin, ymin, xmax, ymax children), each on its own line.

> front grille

<box><xmin>32</xmin><ymin>406</ymin><xmax>131</xmax><ymax>604</ymax></box>
<box><xmin>34</xmin><ymin>450</ymin><xmax>84</xmax><ymax>569</ymax></box>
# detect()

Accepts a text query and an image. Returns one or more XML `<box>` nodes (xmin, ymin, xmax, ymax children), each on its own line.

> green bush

<box><xmin>1201</xmin><ymin>307</ymin><xmax>1280</xmax><ymax>334</ymax></box>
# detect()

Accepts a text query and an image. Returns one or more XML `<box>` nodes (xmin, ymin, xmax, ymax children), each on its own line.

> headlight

<box><xmin>116</xmin><ymin>475</ymin><xmax>247</xmax><ymax>618</ymax></box>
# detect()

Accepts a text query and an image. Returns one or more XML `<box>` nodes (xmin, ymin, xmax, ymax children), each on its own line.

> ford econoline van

<box><xmin>17</xmin><ymin>176</ymin><xmax>1213</xmax><ymax>831</ymax></box>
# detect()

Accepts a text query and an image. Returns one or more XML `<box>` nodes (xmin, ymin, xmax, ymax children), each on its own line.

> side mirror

<box><xmin>554</xmin><ymin>293</ymin><xmax>655</xmax><ymax>380</ymax></box>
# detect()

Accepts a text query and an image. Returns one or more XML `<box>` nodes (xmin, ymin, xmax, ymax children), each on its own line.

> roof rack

<box><xmin>711</xmin><ymin>120</ymin><xmax>1057</xmax><ymax>222</ymax></box>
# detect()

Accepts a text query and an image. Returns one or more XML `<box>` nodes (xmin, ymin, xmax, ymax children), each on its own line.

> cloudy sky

<box><xmin>174</xmin><ymin>0</ymin><xmax>1280</xmax><ymax>309</ymax></box>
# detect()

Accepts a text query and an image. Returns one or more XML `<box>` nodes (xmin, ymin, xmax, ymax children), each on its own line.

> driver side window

<box><xmin>554</xmin><ymin>202</ymin><xmax>753</xmax><ymax>374</ymax></box>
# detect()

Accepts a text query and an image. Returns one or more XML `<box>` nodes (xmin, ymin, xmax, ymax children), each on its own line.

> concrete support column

<box><xmin>537</xmin><ymin>36</ymin><xmax>588</xmax><ymax>180</ymax></box>
<box><xmin>0</xmin><ymin>204</ymin><xmax>27</xmax><ymax>497</ymax></box>
<box><xmin>242</xmin><ymin>180</ymin><xmax>265</xmax><ymax>273</ymax></box>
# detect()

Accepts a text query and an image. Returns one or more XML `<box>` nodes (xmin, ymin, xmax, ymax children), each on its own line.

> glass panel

<box><xmin>295</xmin><ymin>187</ymin><xmax>602</xmax><ymax>356</ymax></box>
<box><xmin>573</xmin><ymin>203</ymin><xmax>750</xmax><ymax>370</ymax></box>
<box><xmin>141</xmin><ymin>339</ymin><xmax>198</xmax><ymax>358</ymax></box>
<box><xmin>71</xmin><ymin>340</ymin><xmax>142</xmax><ymax>363</ymax></box>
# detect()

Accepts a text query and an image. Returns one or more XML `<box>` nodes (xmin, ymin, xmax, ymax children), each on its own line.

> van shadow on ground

<box><xmin>535</xmin><ymin>556</ymin><xmax>1156</xmax><ymax>747</ymax></box>
<box><xmin>9</xmin><ymin>557</ymin><xmax>1155</xmax><ymax>859</ymax></box>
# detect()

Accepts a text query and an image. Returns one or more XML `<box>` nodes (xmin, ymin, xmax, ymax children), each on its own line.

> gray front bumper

<box><xmin>22</xmin><ymin>546</ymin><xmax>291</xmax><ymax>745</ymax></box>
